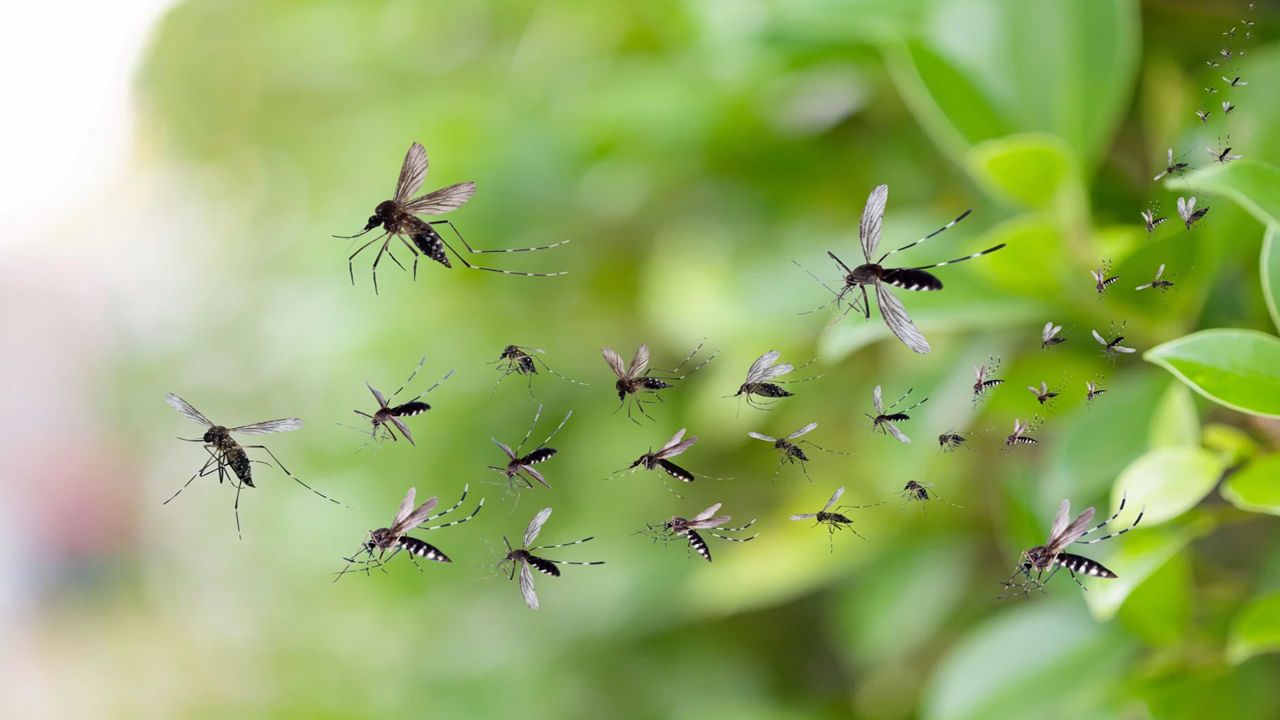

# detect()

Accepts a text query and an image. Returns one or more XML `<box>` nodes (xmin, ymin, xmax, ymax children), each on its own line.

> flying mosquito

<box><xmin>1196</xmin><ymin>108</ymin><xmax>1211</xmax><ymax>124</ymax></box>
<box><xmin>488</xmin><ymin>404</ymin><xmax>572</xmax><ymax>490</ymax></box>
<box><xmin>1027</xmin><ymin>380</ymin><xmax>1061</xmax><ymax>406</ymax></box>
<box><xmin>1224</xmin><ymin>75</ymin><xmax>1247</xmax><ymax>87</ymax></box>
<box><xmin>164</xmin><ymin>393</ymin><xmax>342</xmax><ymax>538</ymax></box>
<box><xmin>1140</xmin><ymin>208</ymin><xmax>1166</xmax><ymax>233</ymax></box>
<box><xmin>601</xmin><ymin>341</ymin><xmax>717</xmax><ymax>423</ymax></box>
<box><xmin>790</xmin><ymin>486</ymin><xmax>882</xmax><ymax>552</ymax></box>
<box><xmin>1208</xmin><ymin>141</ymin><xmax>1241</xmax><ymax>163</ymax></box>
<box><xmin>334</xmin><ymin>485</ymin><xmax>484</xmax><ymax>580</ymax></box>
<box><xmin>1221</xmin><ymin>100</ymin><xmax>1237</xmax><ymax>115</ymax></box>
<box><xmin>1220</xmin><ymin>47</ymin><xmax>1233</xmax><ymax>58</ymax></box>
<box><xmin>499</xmin><ymin>507</ymin><xmax>604</xmax><ymax>611</ymax></box>
<box><xmin>1205</xmin><ymin>60</ymin><xmax>1220</xmax><ymax>68</ymax></box>
<box><xmin>1041</xmin><ymin>321</ymin><xmax>1066</xmax><ymax>350</ymax></box>
<box><xmin>1091</xmin><ymin>260</ymin><xmax>1118</xmax><ymax>296</ymax></box>
<box><xmin>353</xmin><ymin>356</ymin><xmax>454</xmax><ymax>447</ymax></box>
<box><xmin>491</xmin><ymin>344</ymin><xmax>586</xmax><ymax>395</ymax></box>
<box><xmin>616</xmin><ymin>428</ymin><xmax>701</xmax><ymax>496</ymax></box>
<box><xmin>937</xmin><ymin>429</ymin><xmax>976</xmax><ymax>453</ymax></box>
<box><xmin>900</xmin><ymin>480</ymin><xmax>961</xmax><ymax>512</ymax></box>
<box><xmin>1136</xmin><ymin>264</ymin><xmax>1175</xmax><ymax>294</ymax></box>
<box><xmin>804</xmin><ymin>184</ymin><xmax>1005</xmax><ymax>354</ymax></box>
<box><xmin>1153</xmin><ymin>149</ymin><xmax>1188</xmax><ymax>181</ymax></box>
<box><xmin>748</xmin><ymin>422</ymin><xmax>851</xmax><ymax>482</ymax></box>
<box><xmin>644</xmin><ymin>502</ymin><xmax>758</xmax><ymax>563</ymax></box>
<box><xmin>1092</xmin><ymin>323</ymin><xmax>1136</xmax><ymax>360</ymax></box>
<box><xmin>334</xmin><ymin>142</ymin><xmax>569</xmax><ymax>292</ymax></box>
<box><xmin>1178</xmin><ymin>196</ymin><xmax>1209</xmax><ymax>229</ymax></box>
<box><xmin>730</xmin><ymin>349</ymin><xmax>818</xmax><ymax>410</ymax></box>
<box><xmin>972</xmin><ymin>355</ymin><xmax>1004</xmax><ymax>401</ymax></box>
<box><xmin>866</xmin><ymin>385</ymin><xmax>927</xmax><ymax>444</ymax></box>
<box><xmin>999</xmin><ymin>495</ymin><xmax>1143</xmax><ymax>599</ymax></box>
<box><xmin>1205</xmin><ymin>86</ymin><xmax>1218</xmax><ymax>94</ymax></box>
<box><xmin>1086</xmin><ymin>379</ymin><xmax>1108</xmax><ymax>405</ymax></box>
<box><xmin>1005</xmin><ymin>416</ymin><xmax>1042</xmax><ymax>448</ymax></box>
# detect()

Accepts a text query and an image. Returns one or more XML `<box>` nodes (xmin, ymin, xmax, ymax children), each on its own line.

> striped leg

<box><xmin>419</xmin><ymin>488</ymin><xmax>485</xmax><ymax>531</ymax></box>
<box><xmin>906</xmin><ymin>243</ymin><xmax>1006</xmax><ymax>271</ymax></box>
<box><xmin>242</xmin><ymin>444</ymin><xmax>347</xmax><ymax>509</ymax></box>
<box><xmin>1076</xmin><ymin>494</ymin><xmax>1143</xmax><ymax>544</ymax></box>
<box><xmin>532</xmin><ymin>536</ymin><xmax>596</xmax><ymax>551</ymax></box>
<box><xmin>875</xmin><ymin>209</ymin><xmax>973</xmax><ymax>263</ymax></box>
<box><xmin>429</xmin><ymin>220</ymin><xmax>569</xmax><ymax>277</ymax></box>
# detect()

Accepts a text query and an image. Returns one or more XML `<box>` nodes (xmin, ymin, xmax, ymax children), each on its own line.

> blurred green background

<box><xmin>10</xmin><ymin>0</ymin><xmax>1280</xmax><ymax>718</ymax></box>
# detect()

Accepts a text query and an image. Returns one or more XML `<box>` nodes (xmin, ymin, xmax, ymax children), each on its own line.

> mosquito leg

<box><xmin>431</xmin><ymin>222</ymin><xmax>568</xmax><ymax>277</ymax></box>
<box><xmin>347</xmin><ymin>232</ymin><xmax>389</xmax><ymax>287</ymax></box>
<box><xmin>430</xmin><ymin>219</ymin><xmax>571</xmax><ymax>254</ymax></box>
<box><xmin>242</xmin><ymin>444</ymin><xmax>348</xmax><ymax>509</ymax></box>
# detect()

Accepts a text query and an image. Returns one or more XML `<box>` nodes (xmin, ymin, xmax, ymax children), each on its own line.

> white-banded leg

<box><xmin>531</xmin><ymin>355</ymin><xmax>588</xmax><ymax>386</ymax></box>
<box><xmin>1076</xmin><ymin>494</ymin><xmax>1143</xmax><ymax>544</ymax></box>
<box><xmin>531</xmin><ymin>536</ymin><xmax>597</xmax><ymax>551</ymax></box>
<box><xmin>242</xmin><ymin>444</ymin><xmax>348</xmax><ymax>509</ymax></box>
<box><xmin>904</xmin><ymin>243</ymin><xmax>1006</xmax><ymax>272</ymax></box>
<box><xmin>875</xmin><ymin>209</ymin><xmax>973</xmax><ymax>264</ymax></box>
<box><xmin>387</xmin><ymin>356</ymin><xmax>427</xmax><ymax>402</ymax></box>
<box><xmin>419</xmin><ymin>490</ymin><xmax>485</xmax><ymax>531</ymax></box>
<box><xmin>429</xmin><ymin>220</ymin><xmax>570</xmax><ymax>277</ymax></box>
<box><xmin>793</xmin><ymin>258</ymin><xmax>851</xmax><ymax>316</ymax></box>
<box><xmin>345</xmin><ymin>231</ymin><xmax>390</xmax><ymax>287</ymax></box>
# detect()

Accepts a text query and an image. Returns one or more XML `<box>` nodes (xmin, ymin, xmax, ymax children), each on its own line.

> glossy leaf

<box><xmin>1221</xmin><ymin>454</ymin><xmax>1280</xmax><ymax>517</ymax></box>
<box><xmin>1112</xmin><ymin>447</ymin><xmax>1224</xmax><ymax>527</ymax></box>
<box><xmin>1083</xmin><ymin>515</ymin><xmax>1214</xmax><ymax>621</ymax></box>
<box><xmin>1147</xmin><ymin>381</ymin><xmax>1200</xmax><ymax>449</ymax></box>
<box><xmin>966</xmin><ymin>134</ymin><xmax>1072</xmax><ymax>210</ymax></box>
<box><xmin>1145</xmin><ymin>329</ymin><xmax>1280</xmax><ymax>418</ymax></box>
<box><xmin>1263</xmin><ymin>225</ymin><xmax>1280</xmax><ymax>334</ymax></box>
<box><xmin>1228</xmin><ymin>592</ymin><xmax>1280</xmax><ymax>664</ymax></box>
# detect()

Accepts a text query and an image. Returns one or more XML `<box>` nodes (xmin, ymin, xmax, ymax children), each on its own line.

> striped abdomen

<box><xmin>1006</xmin><ymin>436</ymin><xmax>1037</xmax><ymax>446</ymax></box>
<box><xmin>390</xmin><ymin>401</ymin><xmax>431</xmax><ymax>417</ymax></box>
<box><xmin>740</xmin><ymin>383</ymin><xmax>793</xmax><ymax>398</ymax></box>
<box><xmin>226</xmin><ymin>447</ymin><xmax>254</xmax><ymax>487</ymax></box>
<box><xmin>881</xmin><ymin>267</ymin><xmax>943</xmax><ymax>292</ymax></box>
<box><xmin>526</xmin><ymin>554</ymin><xmax>561</xmax><ymax>577</ymax></box>
<box><xmin>409</xmin><ymin>219</ymin><xmax>451</xmax><ymax>267</ymax></box>
<box><xmin>397</xmin><ymin>536</ymin><xmax>451</xmax><ymax>564</ymax></box>
<box><xmin>519</xmin><ymin>448</ymin><xmax>557</xmax><ymax>465</ymax></box>
<box><xmin>657</xmin><ymin>459</ymin><xmax>694</xmax><ymax>483</ymax></box>
<box><xmin>685</xmin><ymin>530</ymin><xmax>712</xmax><ymax>562</ymax></box>
<box><xmin>1055</xmin><ymin>552</ymin><xmax>1115</xmax><ymax>579</ymax></box>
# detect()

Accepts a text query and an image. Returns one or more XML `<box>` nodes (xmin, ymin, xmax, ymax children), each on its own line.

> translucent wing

<box><xmin>525</xmin><ymin>507</ymin><xmax>553</xmax><ymax>546</ymax></box>
<box><xmin>518</xmin><ymin>561</ymin><xmax>539</xmax><ymax>610</ymax></box>
<box><xmin>1113</xmin><ymin>344</ymin><xmax>1136</xmax><ymax>354</ymax></box>
<box><xmin>402</xmin><ymin>182</ymin><xmax>477</xmax><ymax>215</ymax></box>
<box><xmin>601</xmin><ymin>347</ymin><xmax>626</xmax><ymax>379</ymax></box>
<box><xmin>492</xmin><ymin>438</ymin><xmax>518</xmax><ymax>461</ymax></box>
<box><xmin>882</xmin><ymin>421</ymin><xmax>911</xmax><ymax>444</ymax></box>
<box><xmin>873</xmin><ymin>385</ymin><xmax>883</xmax><ymax>414</ymax></box>
<box><xmin>658</xmin><ymin>429</ymin><xmax>696</xmax><ymax>457</ymax></box>
<box><xmin>875</xmin><ymin>282</ymin><xmax>931</xmax><ymax>354</ymax></box>
<box><xmin>747</xmin><ymin>431</ymin><xmax>778</xmax><ymax>443</ymax></box>
<box><xmin>391</xmin><ymin>487</ymin><xmax>417</xmax><ymax>528</ymax></box>
<box><xmin>230</xmin><ymin>418</ymin><xmax>304</xmax><ymax>435</ymax></box>
<box><xmin>786</xmin><ymin>422</ymin><xmax>818</xmax><ymax>440</ymax></box>
<box><xmin>1051</xmin><ymin>506</ymin><xmax>1098</xmax><ymax>551</ymax></box>
<box><xmin>165</xmin><ymin>393</ymin><xmax>212</xmax><ymax>427</ymax></box>
<box><xmin>860</xmin><ymin>184</ymin><xmax>889</xmax><ymax>261</ymax></box>
<box><xmin>393</xmin><ymin>143</ymin><xmax>429</xmax><ymax>203</ymax></box>
<box><xmin>366</xmin><ymin>382</ymin><xmax>388</xmax><ymax>408</ymax></box>
<box><xmin>790</xmin><ymin>513</ymin><xmax>817</xmax><ymax>521</ymax></box>
<box><xmin>1091</xmin><ymin>329</ymin><xmax>1108</xmax><ymax>346</ymax></box>
<box><xmin>823</xmin><ymin>486</ymin><xmax>846</xmax><ymax>511</ymax></box>
<box><xmin>1154</xmin><ymin>264</ymin><xmax>1166</xmax><ymax>280</ymax></box>
<box><xmin>743</xmin><ymin>350</ymin><xmax>782</xmax><ymax>384</ymax></box>
<box><xmin>692</xmin><ymin>503</ymin><xmax>723</xmax><ymax>522</ymax></box>
<box><xmin>628</xmin><ymin>344</ymin><xmax>650</xmax><ymax>376</ymax></box>
<box><xmin>395</xmin><ymin>495</ymin><xmax>440</xmax><ymax>534</ymax></box>
<box><xmin>1046</xmin><ymin>498</ymin><xmax>1073</xmax><ymax>545</ymax></box>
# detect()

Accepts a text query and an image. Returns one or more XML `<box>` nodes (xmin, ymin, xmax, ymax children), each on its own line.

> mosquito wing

<box><xmin>393</xmin><ymin>142</ymin><xmax>429</xmax><ymax>204</ymax></box>
<box><xmin>391</xmin><ymin>487</ymin><xmax>418</xmax><ymax>528</ymax></box>
<box><xmin>524</xmin><ymin>507</ymin><xmax>553</xmax><ymax>547</ymax></box>
<box><xmin>394</xmin><ymin>495</ymin><xmax>440</xmax><ymax>534</ymax></box>
<box><xmin>657</xmin><ymin>429</ymin><xmax>697</xmax><ymax>458</ymax></box>
<box><xmin>1049</xmin><ymin>506</ymin><xmax>1098</xmax><ymax>552</ymax></box>
<box><xmin>747</xmin><ymin>431</ymin><xmax>778</xmax><ymax>443</ymax></box>
<box><xmin>492</xmin><ymin>438</ymin><xmax>518</xmax><ymax>461</ymax></box>
<box><xmin>875</xmin><ymin>281</ymin><xmax>931</xmax><ymax>354</ymax></box>
<box><xmin>601</xmin><ymin>347</ymin><xmax>627</xmax><ymax>379</ymax></box>
<box><xmin>628</xmin><ymin>344</ymin><xmax>650</xmax><ymax>377</ymax></box>
<box><xmin>1045</xmin><ymin>498</ymin><xmax>1073</xmax><ymax>545</ymax></box>
<box><xmin>823</xmin><ymin>486</ymin><xmax>846</xmax><ymax>511</ymax></box>
<box><xmin>165</xmin><ymin>393</ymin><xmax>213</xmax><ymax>427</ymax></box>
<box><xmin>692</xmin><ymin>503</ymin><xmax>723</xmax><ymax>522</ymax></box>
<box><xmin>1154</xmin><ymin>264</ymin><xmax>1166</xmax><ymax>280</ymax></box>
<box><xmin>872</xmin><ymin>385</ymin><xmax>884</xmax><ymax>414</ymax></box>
<box><xmin>365</xmin><ymin>382</ymin><xmax>388</xmax><ymax>408</ymax></box>
<box><xmin>1091</xmin><ymin>329</ymin><xmax>1108</xmax><ymax>347</ymax></box>
<box><xmin>230</xmin><ymin>418</ymin><xmax>304</xmax><ymax>435</ymax></box>
<box><xmin>860</xmin><ymin>184</ymin><xmax>889</xmax><ymax>261</ymax></box>
<box><xmin>743</xmin><ymin>350</ymin><xmax>781</xmax><ymax>384</ymax></box>
<box><xmin>883</xmin><ymin>421</ymin><xmax>911</xmax><ymax>444</ymax></box>
<box><xmin>403</xmin><ymin>182</ymin><xmax>477</xmax><ymax>215</ymax></box>
<box><xmin>790</xmin><ymin>512</ymin><xmax>818</xmax><ymax>521</ymax></box>
<box><xmin>786</xmin><ymin>422</ymin><xmax>818</xmax><ymax>440</ymax></box>
<box><xmin>518</xmin><ymin>560</ymin><xmax>539</xmax><ymax>610</ymax></box>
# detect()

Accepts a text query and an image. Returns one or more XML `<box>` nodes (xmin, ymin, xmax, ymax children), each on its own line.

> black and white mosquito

<box><xmin>1091</xmin><ymin>260</ymin><xmax>1118</xmax><ymax>296</ymax></box>
<box><xmin>1220</xmin><ymin>47</ymin><xmax>1233</xmax><ymax>58</ymax></box>
<box><xmin>937</xmin><ymin>429</ymin><xmax>976</xmax><ymax>453</ymax></box>
<box><xmin>1205</xmin><ymin>86</ymin><xmax>1218</xmax><ymax>94</ymax></box>
<box><xmin>1086</xmin><ymin>379</ymin><xmax>1108</xmax><ymax>405</ymax></box>
<box><xmin>1092</xmin><ymin>323</ymin><xmax>1136</xmax><ymax>360</ymax></box>
<box><xmin>1224</xmin><ymin>75</ymin><xmax>1248</xmax><ymax>87</ymax></box>
<box><xmin>334</xmin><ymin>142</ymin><xmax>568</xmax><ymax>292</ymax></box>
<box><xmin>803</xmin><ymin>184</ymin><xmax>1005</xmax><ymax>354</ymax></box>
<box><xmin>730</xmin><ymin>350</ymin><xmax>818</xmax><ymax>410</ymax></box>
<box><xmin>999</xmin><ymin>495</ymin><xmax>1143</xmax><ymax>599</ymax></box>
<box><xmin>1153</xmin><ymin>149</ymin><xmax>1188</xmax><ymax>182</ymax></box>
<box><xmin>615</xmin><ymin>428</ymin><xmax>701</xmax><ymax>496</ymax></box>
<box><xmin>1177</xmin><ymin>196</ymin><xmax>1209</xmax><ymax>230</ymax></box>
<box><xmin>643</xmin><ymin>502</ymin><xmax>758</xmax><ymax>563</ymax></box>
<box><xmin>1221</xmin><ymin>100</ymin><xmax>1237</xmax><ymax>116</ymax></box>
<box><xmin>1196</xmin><ymin>108</ymin><xmax>1211</xmax><ymax>124</ymax></box>
<box><xmin>790</xmin><ymin>486</ymin><xmax>882</xmax><ymax>552</ymax></box>
<box><xmin>1140</xmin><ymin>207</ymin><xmax>1166</xmax><ymax>233</ymax></box>
<box><xmin>1208</xmin><ymin>141</ymin><xmax>1241</xmax><ymax>163</ymax></box>
<box><xmin>164</xmin><ymin>393</ymin><xmax>341</xmax><ymax>538</ymax></box>
<box><xmin>972</xmin><ymin>355</ymin><xmax>1004</xmax><ymax>401</ymax></box>
<box><xmin>1004</xmin><ymin>416</ymin><xmax>1043</xmax><ymax>449</ymax></box>
<box><xmin>900</xmin><ymin>480</ymin><xmax>961</xmax><ymax>512</ymax></box>
<box><xmin>1205</xmin><ymin>59</ymin><xmax>1220</xmax><ymax>68</ymax></box>
<box><xmin>498</xmin><ymin>507</ymin><xmax>604</xmax><ymax>611</ymax></box>
<box><xmin>601</xmin><ymin>341</ymin><xmax>717</xmax><ymax>423</ymax></box>
<box><xmin>1027</xmin><ymin>380</ymin><xmax>1061</xmax><ymax>407</ymax></box>
<box><xmin>866</xmin><ymin>385</ymin><xmax>927</xmax><ymax>444</ymax></box>
<box><xmin>334</xmin><ymin>485</ymin><xmax>484</xmax><ymax>580</ymax></box>
<box><xmin>1136</xmin><ymin>264</ymin><xmax>1176</xmax><ymax>294</ymax></box>
<box><xmin>353</xmin><ymin>356</ymin><xmax>454</xmax><ymax>447</ymax></box>
<box><xmin>491</xmin><ymin>344</ymin><xmax>586</xmax><ymax>396</ymax></box>
<box><xmin>488</xmin><ymin>404</ymin><xmax>572</xmax><ymax>490</ymax></box>
<box><xmin>748</xmin><ymin>422</ymin><xmax>851</xmax><ymax>483</ymax></box>
<box><xmin>1041</xmin><ymin>321</ymin><xmax>1066</xmax><ymax>350</ymax></box>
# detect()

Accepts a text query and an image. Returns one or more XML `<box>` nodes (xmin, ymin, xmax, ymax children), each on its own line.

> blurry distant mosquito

<box><xmin>1136</xmin><ymin>264</ymin><xmax>1175</xmax><ymax>294</ymax></box>
<box><xmin>1041</xmin><ymin>321</ymin><xmax>1066</xmax><ymax>349</ymax></box>
<box><xmin>937</xmin><ymin>429</ymin><xmax>975</xmax><ymax>453</ymax></box>
<box><xmin>1140</xmin><ymin>207</ymin><xmax>1166</xmax><ymax>233</ymax></box>
<box><xmin>804</xmin><ymin>184</ymin><xmax>1005</xmax><ymax>354</ymax></box>
<box><xmin>1004</xmin><ymin>416</ymin><xmax>1042</xmax><ymax>449</ymax></box>
<box><xmin>748</xmin><ymin>422</ymin><xmax>851</xmax><ymax>483</ymax></box>
<box><xmin>1153</xmin><ymin>149</ymin><xmax>1188</xmax><ymax>181</ymax></box>
<box><xmin>866</xmin><ymin>385</ymin><xmax>927</xmax><ymax>444</ymax></box>
<box><xmin>1221</xmin><ymin>100</ymin><xmax>1237</xmax><ymax>116</ymax></box>
<box><xmin>1196</xmin><ymin>108</ymin><xmax>1211</xmax><ymax>124</ymax></box>
<box><xmin>644</xmin><ymin>502</ymin><xmax>758</xmax><ymax>563</ymax></box>
<box><xmin>1205</xmin><ymin>59</ymin><xmax>1220</xmax><ymax>68</ymax></box>
<box><xmin>1091</xmin><ymin>260</ymin><xmax>1118</xmax><ymax>296</ymax></box>
<box><xmin>499</xmin><ymin>507</ymin><xmax>604</xmax><ymax>611</ymax></box>
<box><xmin>488</xmin><ymin>405</ymin><xmax>572</xmax><ymax>490</ymax></box>
<box><xmin>1205</xmin><ymin>86</ymin><xmax>1218</xmax><ymax>94</ymax></box>
<box><xmin>1208</xmin><ymin>141</ymin><xmax>1241</xmax><ymax>163</ymax></box>
<box><xmin>730</xmin><ymin>350</ymin><xmax>818</xmax><ymax>410</ymax></box>
<box><xmin>900</xmin><ymin>480</ymin><xmax>961</xmax><ymax>512</ymax></box>
<box><xmin>1220</xmin><ymin>47</ymin><xmax>1233</xmax><ymax>59</ymax></box>
<box><xmin>165</xmin><ymin>393</ymin><xmax>341</xmax><ymax>538</ymax></box>
<box><xmin>334</xmin><ymin>142</ymin><xmax>568</xmax><ymax>292</ymax></box>
<box><xmin>1224</xmin><ymin>75</ymin><xmax>1247</xmax><ymax>87</ymax></box>
<box><xmin>972</xmin><ymin>355</ymin><xmax>1004</xmax><ymax>401</ymax></box>
<box><xmin>999</xmin><ymin>495</ymin><xmax>1143</xmax><ymax>599</ymax></box>
<box><xmin>617</xmin><ymin>428</ymin><xmax>700</xmax><ymax>496</ymax></box>
<box><xmin>1086</xmin><ymin>379</ymin><xmax>1108</xmax><ymax>405</ymax></box>
<box><xmin>1027</xmin><ymin>380</ymin><xmax>1061</xmax><ymax>406</ymax></box>
<box><xmin>1178</xmin><ymin>196</ymin><xmax>1209</xmax><ymax>230</ymax></box>
<box><xmin>790</xmin><ymin>486</ymin><xmax>882</xmax><ymax>552</ymax></box>
<box><xmin>334</xmin><ymin>485</ymin><xmax>483</xmax><ymax>580</ymax></box>
<box><xmin>1092</xmin><ymin>323</ymin><xmax>1136</xmax><ymax>360</ymax></box>
<box><xmin>1224</xmin><ymin>26</ymin><xmax>1236</xmax><ymax>36</ymax></box>
<box><xmin>354</xmin><ymin>356</ymin><xmax>454</xmax><ymax>447</ymax></box>
<box><xmin>601</xmin><ymin>341</ymin><xmax>717</xmax><ymax>423</ymax></box>
<box><xmin>491</xmin><ymin>344</ymin><xmax>586</xmax><ymax>395</ymax></box>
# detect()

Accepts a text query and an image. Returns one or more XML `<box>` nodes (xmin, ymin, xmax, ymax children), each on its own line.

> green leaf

<box><xmin>1203</xmin><ymin>423</ymin><xmax>1261</xmax><ymax>465</ymax></box>
<box><xmin>966</xmin><ymin>134</ymin><xmax>1072</xmax><ymax>209</ymax></box>
<box><xmin>1263</xmin><ymin>225</ymin><xmax>1280</xmax><ymax>334</ymax></box>
<box><xmin>1115</xmin><ymin>553</ymin><xmax>1191</xmax><ymax>647</ymax></box>
<box><xmin>1221</xmin><ymin>454</ymin><xmax>1280</xmax><ymax>517</ymax></box>
<box><xmin>1083</xmin><ymin>515</ymin><xmax>1214</xmax><ymax>621</ymax></box>
<box><xmin>1173</xmin><ymin>159</ymin><xmax>1280</xmax><ymax>228</ymax></box>
<box><xmin>1145</xmin><ymin>329</ymin><xmax>1280</xmax><ymax>418</ymax></box>
<box><xmin>1228</xmin><ymin>591</ymin><xmax>1280</xmax><ymax>664</ymax></box>
<box><xmin>1147</xmin><ymin>381</ymin><xmax>1200</xmax><ymax>449</ymax></box>
<box><xmin>1112</xmin><ymin>447</ymin><xmax>1224</xmax><ymax>527</ymax></box>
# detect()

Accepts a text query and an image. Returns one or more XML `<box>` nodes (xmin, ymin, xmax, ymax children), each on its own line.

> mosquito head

<box><xmin>202</xmin><ymin>426</ymin><xmax>231</xmax><ymax>445</ymax></box>
<box><xmin>500</xmin><ymin>345</ymin><xmax>520</xmax><ymax>359</ymax></box>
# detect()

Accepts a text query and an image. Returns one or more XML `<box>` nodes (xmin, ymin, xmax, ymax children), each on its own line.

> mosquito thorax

<box><xmin>1023</xmin><ymin>545</ymin><xmax>1051</xmax><ymax>569</ymax></box>
<box><xmin>817</xmin><ymin>511</ymin><xmax>851</xmax><ymax>524</ymax></box>
<box><xmin>849</xmin><ymin>264</ymin><xmax>880</xmax><ymax>284</ymax></box>
<box><xmin>369</xmin><ymin>527</ymin><xmax>396</xmax><ymax>550</ymax></box>
<box><xmin>203</xmin><ymin>426</ymin><xmax>230</xmax><ymax>444</ymax></box>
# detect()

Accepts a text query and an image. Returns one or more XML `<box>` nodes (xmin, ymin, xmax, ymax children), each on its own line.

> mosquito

<box><xmin>790</xmin><ymin>486</ymin><xmax>882</xmax><ymax>552</ymax></box>
<box><xmin>900</xmin><ymin>480</ymin><xmax>961</xmax><ymax>513</ymax></box>
<box><xmin>1224</xmin><ymin>75</ymin><xmax>1247</xmax><ymax>87</ymax></box>
<box><xmin>1221</xmin><ymin>100</ymin><xmax>1237</xmax><ymax>116</ymax></box>
<box><xmin>353</xmin><ymin>356</ymin><xmax>454</xmax><ymax>447</ymax></box>
<box><xmin>334</xmin><ymin>485</ymin><xmax>484</xmax><ymax>580</ymax></box>
<box><xmin>601</xmin><ymin>341</ymin><xmax>717</xmax><ymax>423</ymax></box>
<box><xmin>1220</xmin><ymin>47</ymin><xmax>1233</xmax><ymax>58</ymax></box>
<box><xmin>1208</xmin><ymin>141</ymin><xmax>1241</xmax><ymax>163</ymax></box>
<box><xmin>1205</xmin><ymin>86</ymin><xmax>1218</xmax><ymax>94</ymax></box>
<box><xmin>730</xmin><ymin>349</ymin><xmax>818</xmax><ymax>410</ymax></box>
<box><xmin>488</xmin><ymin>404</ymin><xmax>572</xmax><ymax>490</ymax></box>
<box><xmin>1091</xmin><ymin>260</ymin><xmax>1118</xmax><ymax>296</ymax></box>
<box><xmin>1027</xmin><ymin>380</ymin><xmax>1061</xmax><ymax>406</ymax></box>
<box><xmin>937</xmin><ymin>429</ymin><xmax>975</xmax><ymax>453</ymax></box>
<box><xmin>499</xmin><ymin>507</ymin><xmax>604</xmax><ymax>611</ymax></box>
<box><xmin>645</xmin><ymin>502</ymin><xmax>758</xmax><ymax>563</ymax></box>
<box><xmin>1136</xmin><ymin>264</ymin><xmax>1175</xmax><ymax>294</ymax></box>
<box><xmin>972</xmin><ymin>355</ymin><xmax>1004</xmax><ymax>401</ymax></box>
<box><xmin>1092</xmin><ymin>323</ymin><xmax>1136</xmax><ymax>360</ymax></box>
<box><xmin>1041</xmin><ymin>321</ymin><xmax>1066</xmax><ymax>350</ymax></box>
<box><xmin>1004</xmin><ymin>416</ymin><xmax>1042</xmax><ymax>448</ymax></box>
<box><xmin>616</xmin><ymin>428</ymin><xmax>700</xmax><ymax>496</ymax></box>
<box><xmin>1178</xmin><ymin>196</ymin><xmax>1209</xmax><ymax>230</ymax></box>
<box><xmin>1086</xmin><ymin>379</ymin><xmax>1108</xmax><ymax>405</ymax></box>
<box><xmin>866</xmin><ymin>385</ymin><xmax>927</xmax><ymax>444</ymax></box>
<box><xmin>999</xmin><ymin>495</ymin><xmax>1143</xmax><ymax>599</ymax></box>
<box><xmin>1196</xmin><ymin>108</ymin><xmax>1211</xmax><ymax>123</ymax></box>
<box><xmin>491</xmin><ymin>344</ymin><xmax>586</xmax><ymax>395</ymax></box>
<box><xmin>1152</xmin><ymin>149</ymin><xmax>1188</xmax><ymax>182</ymax></box>
<box><xmin>748</xmin><ymin>422</ymin><xmax>851</xmax><ymax>482</ymax></box>
<box><xmin>334</xmin><ymin>142</ymin><xmax>569</xmax><ymax>292</ymax></box>
<box><xmin>165</xmin><ymin>393</ymin><xmax>342</xmax><ymax>538</ymax></box>
<box><xmin>807</xmin><ymin>184</ymin><xmax>1005</xmax><ymax>354</ymax></box>
<box><xmin>1140</xmin><ymin>208</ymin><xmax>1166</xmax><ymax>233</ymax></box>
<box><xmin>1205</xmin><ymin>60</ymin><xmax>1220</xmax><ymax>68</ymax></box>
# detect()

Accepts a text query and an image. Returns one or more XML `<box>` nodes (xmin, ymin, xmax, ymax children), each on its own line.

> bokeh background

<box><xmin>4</xmin><ymin>0</ymin><xmax>1280</xmax><ymax>718</ymax></box>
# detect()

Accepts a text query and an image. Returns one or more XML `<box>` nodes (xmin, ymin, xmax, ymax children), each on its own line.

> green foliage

<box><xmin>1229</xmin><ymin>592</ymin><xmax>1280</xmax><ymax>664</ymax></box>
<box><xmin>1145</xmin><ymin>329</ymin><xmax>1280</xmax><ymax>418</ymax></box>
<box><xmin>1221</xmin><ymin>454</ymin><xmax>1280</xmax><ymax>516</ymax></box>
